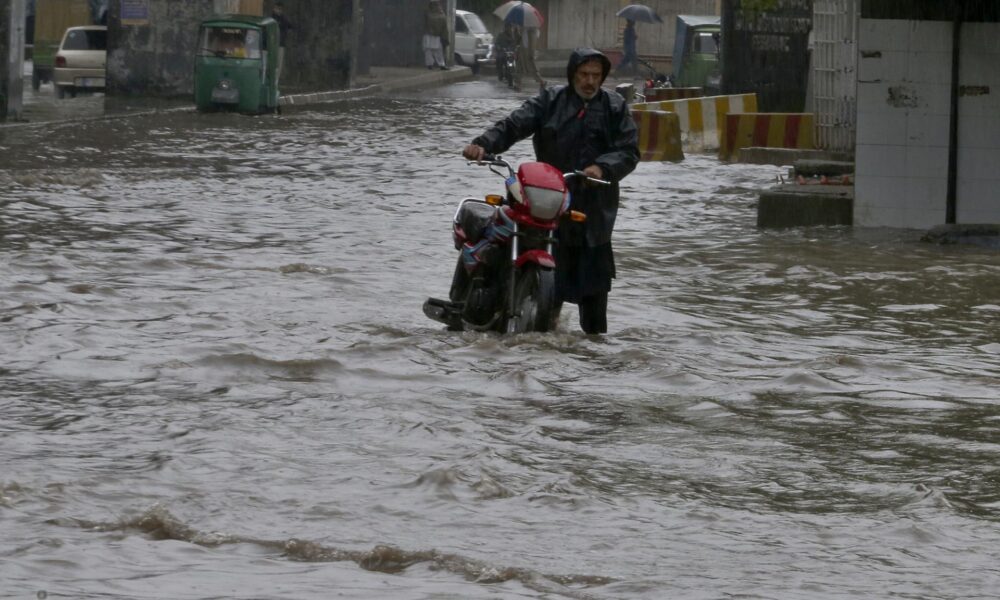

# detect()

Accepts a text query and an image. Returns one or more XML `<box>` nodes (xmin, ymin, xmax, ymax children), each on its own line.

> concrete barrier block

<box><xmin>721</xmin><ymin>113</ymin><xmax>817</xmax><ymax>162</ymax></box>
<box><xmin>632</xmin><ymin>94</ymin><xmax>758</xmax><ymax>151</ymax></box>
<box><xmin>631</xmin><ymin>110</ymin><xmax>684</xmax><ymax>162</ymax></box>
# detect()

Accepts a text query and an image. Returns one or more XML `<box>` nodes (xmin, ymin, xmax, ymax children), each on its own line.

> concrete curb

<box><xmin>281</xmin><ymin>67</ymin><xmax>474</xmax><ymax>107</ymax></box>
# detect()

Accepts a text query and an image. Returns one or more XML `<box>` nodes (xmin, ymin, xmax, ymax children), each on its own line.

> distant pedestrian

<box><xmin>423</xmin><ymin>0</ymin><xmax>449</xmax><ymax>70</ymax></box>
<box><xmin>616</xmin><ymin>19</ymin><xmax>639</xmax><ymax>76</ymax></box>
<box><xmin>271</xmin><ymin>1</ymin><xmax>293</xmax><ymax>84</ymax></box>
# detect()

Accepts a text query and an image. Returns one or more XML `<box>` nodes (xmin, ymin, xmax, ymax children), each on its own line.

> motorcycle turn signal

<box><xmin>569</xmin><ymin>210</ymin><xmax>587</xmax><ymax>222</ymax></box>
<box><xmin>485</xmin><ymin>194</ymin><xmax>504</xmax><ymax>206</ymax></box>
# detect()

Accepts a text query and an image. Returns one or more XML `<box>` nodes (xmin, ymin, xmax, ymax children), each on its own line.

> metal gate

<box><xmin>811</xmin><ymin>0</ymin><xmax>857</xmax><ymax>153</ymax></box>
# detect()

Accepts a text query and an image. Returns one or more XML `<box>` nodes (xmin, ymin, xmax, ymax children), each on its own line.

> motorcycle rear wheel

<box><xmin>505</xmin><ymin>264</ymin><xmax>555</xmax><ymax>333</ymax></box>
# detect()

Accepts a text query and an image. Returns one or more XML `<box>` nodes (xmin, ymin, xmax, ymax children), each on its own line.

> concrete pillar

<box><xmin>271</xmin><ymin>0</ymin><xmax>356</xmax><ymax>91</ymax></box>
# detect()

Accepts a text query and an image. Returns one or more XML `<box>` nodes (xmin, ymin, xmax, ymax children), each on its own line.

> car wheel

<box><xmin>454</xmin><ymin>53</ymin><xmax>464</xmax><ymax>67</ymax></box>
<box><xmin>55</xmin><ymin>85</ymin><xmax>66</xmax><ymax>99</ymax></box>
<box><xmin>32</xmin><ymin>71</ymin><xmax>41</xmax><ymax>91</ymax></box>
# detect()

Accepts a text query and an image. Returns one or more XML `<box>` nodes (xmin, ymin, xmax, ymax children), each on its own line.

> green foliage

<box><xmin>740</xmin><ymin>0</ymin><xmax>780</xmax><ymax>11</ymax></box>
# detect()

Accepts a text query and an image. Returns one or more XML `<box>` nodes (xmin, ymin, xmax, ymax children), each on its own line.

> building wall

<box><xmin>107</xmin><ymin>0</ymin><xmax>356</xmax><ymax>98</ymax></box>
<box><xmin>854</xmin><ymin>19</ymin><xmax>951</xmax><ymax>228</ymax></box>
<box><xmin>106</xmin><ymin>0</ymin><xmax>214</xmax><ymax>97</ymax></box>
<box><xmin>854</xmin><ymin>19</ymin><xmax>1000</xmax><ymax>228</ymax></box>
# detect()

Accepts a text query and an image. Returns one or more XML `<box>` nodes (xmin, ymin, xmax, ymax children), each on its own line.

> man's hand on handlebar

<box><xmin>463</xmin><ymin>144</ymin><xmax>486</xmax><ymax>162</ymax></box>
<box><xmin>582</xmin><ymin>165</ymin><xmax>605</xmax><ymax>181</ymax></box>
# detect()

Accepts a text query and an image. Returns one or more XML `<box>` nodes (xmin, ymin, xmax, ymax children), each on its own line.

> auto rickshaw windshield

<box><xmin>199</xmin><ymin>26</ymin><xmax>262</xmax><ymax>59</ymax></box>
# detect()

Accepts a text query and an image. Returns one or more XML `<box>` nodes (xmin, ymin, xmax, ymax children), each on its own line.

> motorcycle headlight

<box><xmin>523</xmin><ymin>186</ymin><xmax>568</xmax><ymax>221</ymax></box>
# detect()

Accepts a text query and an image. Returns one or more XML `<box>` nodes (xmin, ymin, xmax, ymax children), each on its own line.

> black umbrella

<box><xmin>616</xmin><ymin>4</ymin><xmax>663</xmax><ymax>24</ymax></box>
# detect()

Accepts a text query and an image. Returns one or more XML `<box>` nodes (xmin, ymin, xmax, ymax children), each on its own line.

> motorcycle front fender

<box><xmin>515</xmin><ymin>249</ymin><xmax>555</xmax><ymax>269</ymax></box>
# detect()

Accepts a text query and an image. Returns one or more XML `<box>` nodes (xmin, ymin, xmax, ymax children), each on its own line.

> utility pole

<box><xmin>2</xmin><ymin>0</ymin><xmax>27</xmax><ymax>121</ymax></box>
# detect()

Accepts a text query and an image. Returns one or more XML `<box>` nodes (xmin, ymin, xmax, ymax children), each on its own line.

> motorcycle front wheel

<box><xmin>505</xmin><ymin>264</ymin><xmax>555</xmax><ymax>334</ymax></box>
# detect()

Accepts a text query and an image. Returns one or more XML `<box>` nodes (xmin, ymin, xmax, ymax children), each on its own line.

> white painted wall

<box><xmin>957</xmin><ymin>23</ymin><xmax>1000</xmax><ymax>224</ymax></box>
<box><xmin>855</xmin><ymin>19</ymin><xmax>1000</xmax><ymax>229</ymax></box>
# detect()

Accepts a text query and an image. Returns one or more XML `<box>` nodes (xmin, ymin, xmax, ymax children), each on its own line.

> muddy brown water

<box><xmin>2</xmin><ymin>79</ymin><xmax>1000</xmax><ymax>599</ymax></box>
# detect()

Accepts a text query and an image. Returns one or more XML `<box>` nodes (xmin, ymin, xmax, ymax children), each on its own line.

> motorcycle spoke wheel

<box><xmin>507</xmin><ymin>265</ymin><xmax>555</xmax><ymax>334</ymax></box>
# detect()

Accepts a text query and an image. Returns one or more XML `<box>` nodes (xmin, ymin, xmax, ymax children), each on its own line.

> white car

<box><xmin>53</xmin><ymin>25</ymin><xmax>107</xmax><ymax>99</ymax></box>
<box><xmin>454</xmin><ymin>10</ymin><xmax>492</xmax><ymax>73</ymax></box>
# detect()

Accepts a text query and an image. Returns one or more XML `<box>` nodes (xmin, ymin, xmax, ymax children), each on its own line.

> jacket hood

<box><xmin>566</xmin><ymin>48</ymin><xmax>611</xmax><ymax>87</ymax></box>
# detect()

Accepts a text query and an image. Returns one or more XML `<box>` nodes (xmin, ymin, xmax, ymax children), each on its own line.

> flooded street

<box><xmin>2</xmin><ymin>78</ymin><xmax>1000</xmax><ymax>599</ymax></box>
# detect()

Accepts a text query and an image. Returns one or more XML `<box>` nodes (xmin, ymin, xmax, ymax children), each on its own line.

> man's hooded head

<box><xmin>566</xmin><ymin>48</ymin><xmax>611</xmax><ymax>101</ymax></box>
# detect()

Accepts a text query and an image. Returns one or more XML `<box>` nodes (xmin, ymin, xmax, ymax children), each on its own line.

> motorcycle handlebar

<box><xmin>464</xmin><ymin>155</ymin><xmax>608</xmax><ymax>186</ymax></box>
<box><xmin>566</xmin><ymin>170</ymin><xmax>610</xmax><ymax>186</ymax></box>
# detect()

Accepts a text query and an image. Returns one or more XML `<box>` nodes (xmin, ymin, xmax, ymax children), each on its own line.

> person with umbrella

<box><xmin>614</xmin><ymin>4</ymin><xmax>663</xmax><ymax>77</ymax></box>
<box><xmin>615</xmin><ymin>19</ymin><xmax>639</xmax><ymax>76</ymax></box>
<box><xmin>461</xmin><ymin>49</ymin><xmax>640</xmax><ymax>334</ymax></box>
<box><xmin>494</xmin><ymin>1</ymin><xmax>546</xmax><ymax>92</ymax></box>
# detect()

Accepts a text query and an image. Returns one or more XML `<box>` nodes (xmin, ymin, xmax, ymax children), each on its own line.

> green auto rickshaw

<box><xmin>672</xmin><ymin>15</ymin><xmax>722</xmax><ymax>95</ymax></box>
<box><xmin>194</xmin><ymin>15</ymin><xmax>280</xmax><ymax>114</ymax></box>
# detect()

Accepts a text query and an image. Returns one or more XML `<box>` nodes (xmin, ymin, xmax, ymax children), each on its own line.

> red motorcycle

<box><xmin>424</xmin><ymin>155</ymin><xmax>607</xmax><ymax>333</ymax></box>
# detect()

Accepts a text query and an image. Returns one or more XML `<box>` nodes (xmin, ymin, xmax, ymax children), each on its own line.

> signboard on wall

<box><xmin>121</xmin><ymin>0</ymin><xmax>149</xmax><ymax>25</ymax></box>
<box><xmin>722</xmin><ymin>0</ymin><xmax>813</xmax><ymax>112</ymax></box>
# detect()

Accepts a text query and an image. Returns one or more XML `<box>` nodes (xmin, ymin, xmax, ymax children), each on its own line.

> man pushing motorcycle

<box><xmin>462</xmin><ymin>48</ymin><xmax>640</xmax><ymax>334</ymax></box>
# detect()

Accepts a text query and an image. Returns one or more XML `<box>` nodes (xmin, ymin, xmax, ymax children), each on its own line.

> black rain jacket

<box><xmin>471</xmin><ymin>48</ymin><xmax>640</xmax><ymax>247</ymax></box>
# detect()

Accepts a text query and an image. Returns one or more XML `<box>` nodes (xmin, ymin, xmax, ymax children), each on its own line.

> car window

<box><xmin>455</xmin><ymin>16</ymin><xmax>468</xmax><ymax>34</ymax></box>
<box><xmin>62</xmin><ymin>29</ymin><xmax>106</xmax><ymax>51</ymax></box>
<box><xmin>463</xmin><ymin>13</ymin><xmax>488</xmax><ymax>34</ymax></box>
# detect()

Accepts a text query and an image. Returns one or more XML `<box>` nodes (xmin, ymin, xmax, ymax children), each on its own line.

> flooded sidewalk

<box><xmin>7</xmin><ymin>60</ymin><xmax>475</xmax><ymax>127</ymax></box>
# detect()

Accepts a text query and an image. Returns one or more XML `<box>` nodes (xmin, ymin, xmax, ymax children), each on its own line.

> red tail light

<box><xmin>55</xmin><ymin>56</ymin><xmax>67</xmax><ymax>68</ymax></box>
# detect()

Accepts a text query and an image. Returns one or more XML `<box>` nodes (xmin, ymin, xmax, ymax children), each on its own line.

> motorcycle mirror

<box><xmin>485</xmin><ymin>194</ymin><xmax>503</xmax><ymax>206</ymax></box>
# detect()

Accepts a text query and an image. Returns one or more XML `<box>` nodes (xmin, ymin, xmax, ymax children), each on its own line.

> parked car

<box><xmin>454</xmin><ymin>9</ymin><xmax>492</xmax><ymax>73</ymax></box>
<box><xmin>53</xmin><ymin>25</ymin><xmax>106</xmax><ymax>98</ymax></box>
